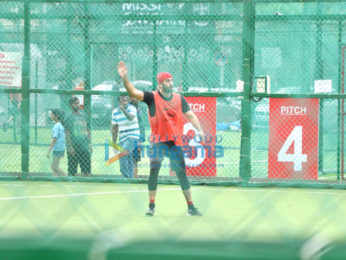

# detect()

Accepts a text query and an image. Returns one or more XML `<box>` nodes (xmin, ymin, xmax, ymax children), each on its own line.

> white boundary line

<box><xmin>0</xmin><ymin>188</ymin><xmax>181</xmax><ymax>201</ymax></box>
<box><xmin>0</xmin><ymin>184</ymin><xmax>341</xmax><ymax>201</ymax></box>
<box><xmin>37</xmin><ymin>184</ymin><xmax>132</xmax><ymax>189</ymax></box>
<box><xmin>0</xmin><ymin>184</ymin><xmax>25</xmax><ymax>187</ymax></box>
<box><xmin>0</xmin><ymin>183</ymin><xmax>143</xmax><ymax>189</ymax></box>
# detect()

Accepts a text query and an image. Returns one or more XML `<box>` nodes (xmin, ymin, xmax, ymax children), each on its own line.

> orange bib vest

<box><xmin>149</xmin><ymin>91</ymin><xmax>184</xmax><ymax>146</ymax></box>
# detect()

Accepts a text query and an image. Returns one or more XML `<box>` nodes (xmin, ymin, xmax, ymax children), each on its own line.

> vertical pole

<box><xmin>152</xmin><ymin>20</ymin><xmax>157</xmax><ymax>90</ymax></box>
<box><xmin>239</xmin><ymin>0</ymin><xmax>255</xmax><ymax>183</ymax></box>
<box><xmin>338</xmin><ymin>20</ymin><xmax>344</xmax><ymax>180</ymax></box>
<box><xmin>83</xmin><ymin>3</ymin><xmax>91</xmax><ymax>129</ymax></box>
<box><xmin>316</xmin><ymin>9</ymin><xmax>323</xmax><ymax>174</ymax></box>
<box><xmin>182</xmin><ymin>4</ymin><xmax>188</xmax><ymax>92</ymax></box>
<box><xmin>35</xmin><ymin>59</ymin><xmax>38</xmax><ymax>144</ymax></box>
<box><xmin>64</xmin><ymin>16</ymin><xmax>73</xmax><ymax>114</ymax></box>
<box><xmin>21</xmin><ymin>0</ymin><xmax>30</xmax><ymax>179</ymax></box>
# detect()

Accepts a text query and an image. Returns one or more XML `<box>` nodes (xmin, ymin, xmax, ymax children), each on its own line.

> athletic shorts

<box><xmin>53</xmin><ymin>150</ymin><xmax>65</xmax><ymax>158</ymax></box>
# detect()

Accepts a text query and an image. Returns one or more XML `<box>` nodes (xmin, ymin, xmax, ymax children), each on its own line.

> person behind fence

<box><xmin>47</xmin><ymin>109</ymin><xmax>66</xmax><ymax>176</ymax></box>
<box><xmin>64</xmin><ymin>97</ymin><xmax>92</xmax><ymax>176</ymax></box>
<box><xmin>3</xmin><ymin>92</ymin><xmax>22</xmax><ymax>132</ymax></box>
<box><xmin>117</xmin><ymin>61</ymin><xmax>204</xmax><ymax>216</ymax></box>
<box><xmin>111</xmin><ymin>95</ymin><xmax>140</xmax><ymax>178</ymax></box>
<box><xmin>130</xmin><ymin>96</ymin><xmax>146</xmax><ymax>178</ymax></box>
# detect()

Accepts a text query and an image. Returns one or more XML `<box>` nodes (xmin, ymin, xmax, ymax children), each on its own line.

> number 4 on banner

<box><xmin>278</xmin><ymin>126</ymin><xmax>307</xmax><ymax>171</ymax></box>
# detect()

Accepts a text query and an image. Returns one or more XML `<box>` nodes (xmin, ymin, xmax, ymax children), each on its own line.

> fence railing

<box><xmin>0</xmin><ymin>0</ymin><xmax>345</xmax><ymax>186</ymax></box>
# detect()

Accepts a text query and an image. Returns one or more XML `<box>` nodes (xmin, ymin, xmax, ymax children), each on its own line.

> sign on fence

<box><xmin>0</xmin><ymin>52</ymin><xmax>22</xmax><ymax>87</ymax></box>
<box><xmin>268</xmin><ymin>98</ymin><xmax>319</xmax><ymax>179</ymax></box>
<box><xmin>183</xmin><ymin>97</ymin><xmax>217</xmax><ymax>176</ymax></box>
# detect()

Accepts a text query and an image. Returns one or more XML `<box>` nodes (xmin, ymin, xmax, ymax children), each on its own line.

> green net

<box><xmin>1</xmin><ymin>0</ymin><xmax>346</xmax><ymax>258</ymax></box>
<box><xmin>0</xmin><ymin>0</ymin><xmax>343</xmax><ymax>183</ymax></box>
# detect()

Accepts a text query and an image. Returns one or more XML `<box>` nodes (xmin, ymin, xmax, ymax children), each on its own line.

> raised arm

<box><xmin>116</xmin><ymin>61</ymin><xmax>144</xmax><ymax>101</ymax></box>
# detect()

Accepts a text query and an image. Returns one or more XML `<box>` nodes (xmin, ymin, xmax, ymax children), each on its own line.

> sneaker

<box><xmin>146</xmin><ymin>208</ymin><xmax>155</xmax><ymax>216</ymax></box>
<box><xmin>188</xmin><ymin>207</ymin><xmax>202</xmax><ymax>216</ymax></box>
<box><xmin>146</xmin><ymin>202</ymin><xmax>155</xmax><ymax>216</ymax></box>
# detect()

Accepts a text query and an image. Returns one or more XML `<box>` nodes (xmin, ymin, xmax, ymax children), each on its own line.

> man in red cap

<box><xmin>117</xmin><ymin>61</ymin><xmax>204</xmax><ymax>216</ymax></box>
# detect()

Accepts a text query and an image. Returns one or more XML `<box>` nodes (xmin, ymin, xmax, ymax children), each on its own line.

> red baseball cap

<box><xmin>156</xmin><ymin>72</ymin><xmax>173</xmax><ymax>84</ymax></box>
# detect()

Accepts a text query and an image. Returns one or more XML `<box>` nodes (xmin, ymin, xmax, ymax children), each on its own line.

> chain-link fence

<box><xmin>1</xmin><ymin>1</ymin><xmax>346</xmax><ymax>259</ymax></box>
<box><xmin>0</xmin><ymin>1</ymin><xmax>345</xmax><ymax>183</ymax></box>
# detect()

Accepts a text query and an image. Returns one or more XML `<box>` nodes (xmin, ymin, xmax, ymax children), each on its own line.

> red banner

<box><xmin>268</xmin><ymin>98</ymin><xmax>319</xmax><ymax>179</ymax></box>
<box><xmin>182</xmin><ymin>97</ymin><xmax>217</xmax><ymax>176</ymax></box>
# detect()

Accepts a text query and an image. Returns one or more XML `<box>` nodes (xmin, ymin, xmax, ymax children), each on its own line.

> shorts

<box><xmin>53</xmin><ymin>150</ymin><xmax>65</xmax><ymax>158</ymax></box>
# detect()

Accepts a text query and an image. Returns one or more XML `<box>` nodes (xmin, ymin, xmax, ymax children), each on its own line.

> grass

<box><xmin>0</xmin><ymin>127</ymin><xmax>340</xmax><ymax>181</ymax></box>
<box><xmin>1</xmin><ymin>180</ymin><xmax>346</xmax><ymax>242</ymax></box>
<box><xmin>0</xmin><ymin>128</ymin><xmax>242</xmax><ymax>178</ymax></box>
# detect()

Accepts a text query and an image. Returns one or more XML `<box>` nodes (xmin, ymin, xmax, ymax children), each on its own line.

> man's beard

<box><xmin>162</xmin><ymin>85</ymin><xmax>172</xmax><ymax>94</ymax></box>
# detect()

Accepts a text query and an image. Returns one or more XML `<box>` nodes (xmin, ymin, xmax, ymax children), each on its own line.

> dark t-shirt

<box><xmin>143</xmin><ymin>91</ymin><xmax>190</xmax><ymax>117</ymax></box>
<box><xmin>64</xmin><ymin>111</ymin><xmax>90</xmax><ymax>150</ymax></box>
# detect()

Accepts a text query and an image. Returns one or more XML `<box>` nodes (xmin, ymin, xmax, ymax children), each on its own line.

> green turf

<box><xmin>0</xmin><ymin>128</ymin><xmax>339</xmax><ymax>180</ymax></box>
<box><xmin>0</xmin><ymin>129</ymin><xmax>242</xmax><ymax>178</ymax></box>
<box><xmin>1</xmin><ymin>180</ymin><xmax>346</xmax><ymax>243</ymax></box>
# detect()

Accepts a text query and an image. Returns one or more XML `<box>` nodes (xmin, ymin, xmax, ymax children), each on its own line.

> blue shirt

<box><xmin>52</xmin><ymin>121</ymin><xmax>65</xmax><ymax>151</ymax></box>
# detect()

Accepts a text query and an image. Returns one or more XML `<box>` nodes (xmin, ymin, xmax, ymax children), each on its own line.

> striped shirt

<box><xmin>112</xmin><ymin>104</ymin><xmax>140</xmax><ymax>142</ymax></box>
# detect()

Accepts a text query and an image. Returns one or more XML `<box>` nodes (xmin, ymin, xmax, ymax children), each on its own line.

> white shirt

<box><xmin>112</xmin><ymin>104</ymin><xmax>140</xmax><ymax>142</ymax></box>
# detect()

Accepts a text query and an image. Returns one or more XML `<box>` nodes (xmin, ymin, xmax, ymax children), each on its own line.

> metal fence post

<box><xmin>83</xmin><ymin>3</ymin><xmax>92</xmax><ymax>130</ymax></box>
<box><xmin>337</xmin><ymin>20</ymin><xmax>343</xmax><ymax>180</ymax></box>
<box><xmin>21</xmin><ymin>0</ymin><xmax>31</xmax><ymax>179</ymax></box>
<box><xmin>239</xmin><ymin>0</ymin><xmax>255</xmax><ymax>183</ymax></box>
<box><xmin>316</xmin><ymin>4</ymin><xmax>324</xmax><ymax>175</ymax></box>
